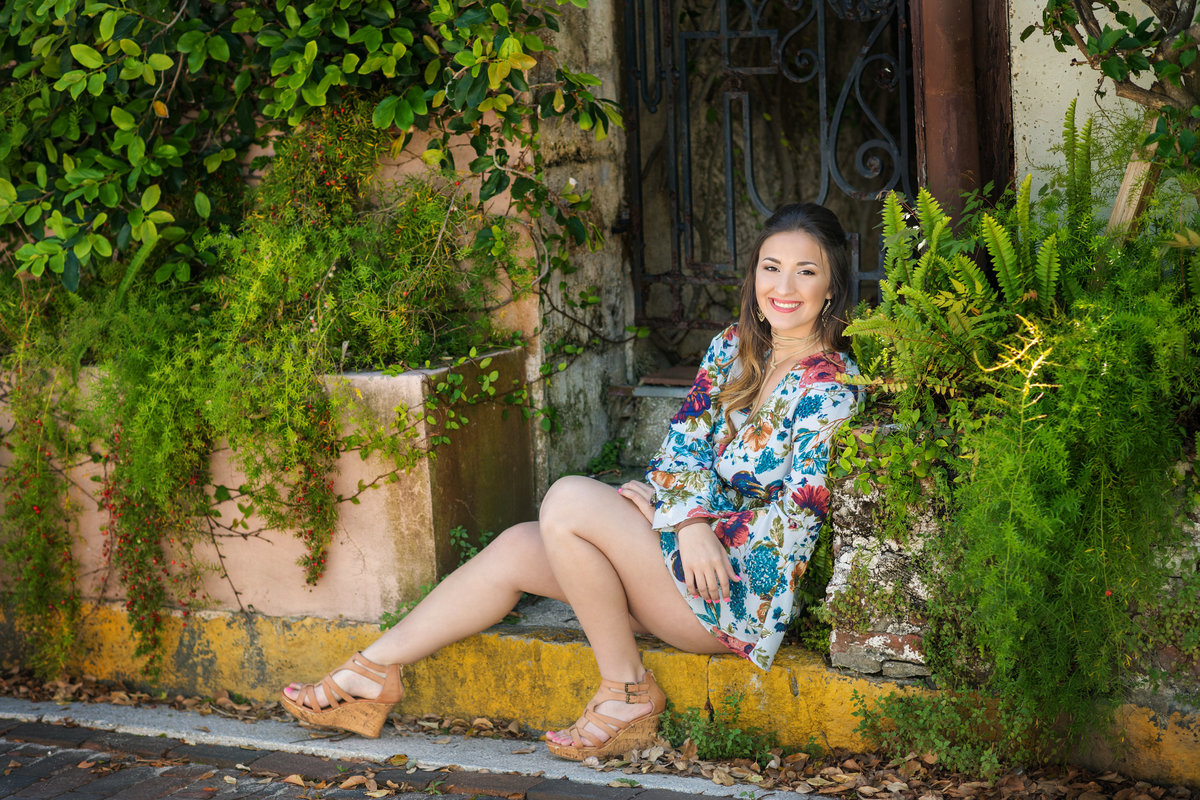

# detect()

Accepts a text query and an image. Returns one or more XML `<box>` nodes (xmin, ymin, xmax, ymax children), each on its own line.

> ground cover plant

<box><xmin>0</xmin><ymin>0</ymin><xmax>622</xmax><ymax>677</ymax></box>
<box><xmin>836</xmin><ymin>102</ymin><xmax>1200</xmax><ymax>774</ymax></box>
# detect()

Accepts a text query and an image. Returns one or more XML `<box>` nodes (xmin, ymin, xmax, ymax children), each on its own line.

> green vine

<box><xmin>1</xmin><ymin>0</ymin><xmax>623</xmax><ymax>675</ymax></box>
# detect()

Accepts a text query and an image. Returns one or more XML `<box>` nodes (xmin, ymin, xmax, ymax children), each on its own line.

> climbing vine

<box><xmin>0</xmin><ymin>0</ymin><xmax>622</xmax><ymax>677</ymax></box>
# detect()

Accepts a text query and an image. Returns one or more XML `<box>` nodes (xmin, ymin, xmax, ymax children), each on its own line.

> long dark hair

<box><xmin>719</xmin><ymin>202</ymin><xmax>851</xmax><ymax>421</ymax></box>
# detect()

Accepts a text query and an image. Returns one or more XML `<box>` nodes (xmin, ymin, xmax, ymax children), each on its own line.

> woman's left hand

<box><xmin>616</xmin><ymin>481</ymin><xmax>655</xmax><ymax>524</ymax></box>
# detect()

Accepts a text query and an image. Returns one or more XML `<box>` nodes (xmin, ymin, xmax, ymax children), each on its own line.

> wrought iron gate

<box><xmin>624</xmin><ymin>0</ymin><xmax>916</xmax><ymax>336</ymax></box>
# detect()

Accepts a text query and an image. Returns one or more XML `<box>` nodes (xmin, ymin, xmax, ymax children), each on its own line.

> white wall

<box><xmin>1007</xmin><ymin>0</ymin><xmax>1147</xmax><ymax>183</ymax></box>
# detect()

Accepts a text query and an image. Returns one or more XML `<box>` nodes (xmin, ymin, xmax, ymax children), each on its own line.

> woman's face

<box><xmin>754</xmin><ymin>230</ymin><xmax>833</xmax><ymax>339</ymax></box>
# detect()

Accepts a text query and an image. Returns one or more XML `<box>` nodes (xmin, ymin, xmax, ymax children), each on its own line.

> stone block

<box><xmin>830</xmin><ymin>649</ymin><xmax>882</xmax><ymax>674</ymax></box>
<box><xmin>6</xmin><ymin>723</ymin><xmax>94</xmax><ymax>749</ymax></box>
<box><xmin>882</xmin><ymin>660</ymin><xmax>932</xmax><ymax>679</ymax></box>
<box><xmin>830</xmin><ymin>630</ymin><xmax>925</xmax><ymax>665</ymax></box>
<box><xmin>82</xmin><ymin>731</ymin><xmax>184</xmax><ymax>759</ymax></box>
<box><xmin>437</xmin><ymin>771</ymin><xmax>546</xmax><ymax>799</ymax></box>
<box><xmin>166</xmin><ymin>743</ymin><xmax>262</xmax><ymax>770</ymax></box>
<box><xmin>617</xmin><ymin>389</ymin><xmax>687</xmax><ymax>470</ymax></box>
<box><xmin>527</xmin><ymin>778</ymin><xmax>641</xmax><ymax>800</ymax></box>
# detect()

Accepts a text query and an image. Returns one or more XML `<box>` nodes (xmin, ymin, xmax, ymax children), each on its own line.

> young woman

<box><xmin>281</xmin><ymin>202</ymin><xmax>861</xmax><ymax>760</ymax></box>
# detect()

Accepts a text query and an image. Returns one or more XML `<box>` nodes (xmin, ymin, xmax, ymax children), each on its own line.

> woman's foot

<box><xmin>282</xmin><ymin>665</ymin><xmax>385</xmax><ymax>707</ymax></box>
<box><xmin>544</xmin><ymin>694</ymin><xmax>650</xmax><ymax>746</ymax></box>
<box><xmin>279</xmin><ymin>652</ymin><xmax>403</xmax><ymax>739</ymax></box>
<box><xmin>545</xmin><ymin>671</ymin><xmax>666</xmax><ymax>760</ymax></box>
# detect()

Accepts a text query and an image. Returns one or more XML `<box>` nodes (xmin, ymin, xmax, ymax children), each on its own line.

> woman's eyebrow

<box><xmin>759</xmin><ymin>256</ymin><xmax>821</xmax><ymax>267</ymax></box>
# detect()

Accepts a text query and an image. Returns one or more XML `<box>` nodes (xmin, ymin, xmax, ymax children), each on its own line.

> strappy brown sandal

<box><xmin>545</xmin><ymin>670</ymin><xmax>666</xmax><ymax>760</ymax></box>
<box><xmin>279</xmin><ymin>652</ymin><xmax>403</xmax><ymax>739</ymax></box>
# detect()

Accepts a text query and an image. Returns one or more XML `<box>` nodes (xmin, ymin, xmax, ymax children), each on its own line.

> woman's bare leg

<box><xmin>537</xmin><ymin>476</ymin><xmax>726</xmax><ymax>744</ymax></box>
<box><xmin>285</xmin><ymin>476</ymin><xmax>725</xmax><ymax>736</ymax></box>
<box><xmin>283</xmin><ymin>521</ymin><xmax>566</xmax><ymax>703</ymax></box>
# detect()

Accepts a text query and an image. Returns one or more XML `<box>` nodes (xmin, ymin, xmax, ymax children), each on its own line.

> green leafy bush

<box><xmin>660</xmin><ymin>693</ymin><xmax>780</xmax><ymax>766</ymax></box>
<box><xmin>845</xmin><ymin>101</ymin><xmax>1200</xmax><ymax>771</ymax></box>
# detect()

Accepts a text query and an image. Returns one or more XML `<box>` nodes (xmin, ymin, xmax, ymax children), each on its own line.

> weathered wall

<box><xmin>0</xmin><ymin>351</ymin><xmax>534</xmax><ymax>626</ymax></box>
<box><xmin>1007</xmin><ymin>0</ymin><xmax>1147</xmax><ymax>182</ymax></box>
<box><xmin>533</xmin><ymin>0</ymin><xmax>632</xmax><ymax>488</ymax></box>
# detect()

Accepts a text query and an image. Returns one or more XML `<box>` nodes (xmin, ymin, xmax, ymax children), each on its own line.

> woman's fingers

<box><xmin>677</xmin><ymin>524</ymin><xmax>736</xmax><ymax>603</ymax></box>
<box><xmin>616</xmin><ymin>483</ymin><xmax>655</xmax><ymax>523</ymax></box>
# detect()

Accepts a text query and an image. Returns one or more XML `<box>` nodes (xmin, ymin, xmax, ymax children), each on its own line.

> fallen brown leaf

<box><xmin>819</xmin><ymin>784</ymin><xmax>855</xmax><ymax>794</ymax></box>
<box><xmin>339</xmin><ymin>775</ymin><xmax>367</xmax><ymax>789</ymax></box>
<box><xmin>281</xmin><ymin>774</ymin><xmax>306</xmax><ymax>787</ymax></box>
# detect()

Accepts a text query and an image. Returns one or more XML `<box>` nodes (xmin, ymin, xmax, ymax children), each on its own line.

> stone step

<box><xmin>610</xmin><ymin>376</ymin><xmax>691</xmax><ymax>472</ymax></box>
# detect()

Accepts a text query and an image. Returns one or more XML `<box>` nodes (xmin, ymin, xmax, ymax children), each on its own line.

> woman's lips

<box><xmin>769</xmin><ymin>299</ymin><xmax>801</xmax><ymax>313</ymax></box>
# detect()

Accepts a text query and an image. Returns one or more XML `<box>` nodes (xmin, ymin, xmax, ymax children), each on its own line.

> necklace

<box><xmin>767</xmin><ymin>330</ymin><xmax>820</xmax><ymax>371</ymax></box>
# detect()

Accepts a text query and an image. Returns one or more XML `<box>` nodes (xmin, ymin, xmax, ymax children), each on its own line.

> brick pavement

<box><xmin>0</xmin><ymin>718</ymin><xmax>710</xmax><ymax>800</ymax></box>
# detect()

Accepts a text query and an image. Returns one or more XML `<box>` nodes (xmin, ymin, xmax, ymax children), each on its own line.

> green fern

<box><xmin>1015</xmin><ymin>174</ymin><xmax>1033</xmax><ymax>271</ymax></box>
<box><xmin>1190</xmin><ymin>251</ymin><xmax>1200</xmax><ymax>298</ymax></box>
<box><xmin>881</xmin><ymin>192</ymin><xmax>914</xmax><ymax>287</ymax></box>
<box><xmin>948</xmin><ymin>253</ymin><xmax>994</xmax><ymax>304</ymax></box>
<box><xmin>916</xmin><ymin>189</ymin><xmax>948</xmax><ymax>247</ymax></box>
<box><xmin>1034</xmin><ymin>233</ymin><xmax>1060</xmax><ymax>314</ymax></box>
<box><xmin>982</xmin><ymin>214</ymin><xmax>1023</xmax><ymax>306</ymax></box>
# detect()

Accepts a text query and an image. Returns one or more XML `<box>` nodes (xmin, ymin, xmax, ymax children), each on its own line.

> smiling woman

<box><xmin>277</xmin><ymin>202</ymin><xmax>860</xmax><ymax>764</ymax></box>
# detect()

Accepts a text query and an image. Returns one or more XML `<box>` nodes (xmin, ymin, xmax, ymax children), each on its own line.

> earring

<box><xmin>754</xmin><ymin>307</ymin><xmax>765</xmax><ymax>322</ymax></box>
<box><xmin>821</xmin><ymin>299</ymin><xmax>832</xmax><ymax>320</ymax></box>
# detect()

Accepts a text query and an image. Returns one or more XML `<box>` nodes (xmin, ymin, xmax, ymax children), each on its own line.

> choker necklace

<box><xmin>768</xmin><ymin>330</ymin><xmax>820</xmax><ymax>371</ymax></box>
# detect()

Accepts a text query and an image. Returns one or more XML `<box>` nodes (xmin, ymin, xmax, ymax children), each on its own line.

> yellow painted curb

<box><xmin>2</xmin><ymin>604</ymin><xmax>1197</xmax><ymax>787</ymax></box>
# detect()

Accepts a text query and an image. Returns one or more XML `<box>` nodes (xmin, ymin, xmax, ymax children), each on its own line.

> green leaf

<box><xmin>208</xmin><ymin>35</ymin><xmax>230</xmax><ymax>62</ymax></box>
<box><xmin>1034</xmin><ymin>232</ymin><xmax>1060</xmax><ymax>314</ymax></box>
<box><xmin>372</xmin><ymin>95</ymin><xmax>399</xmax><ymax>128</ymax></box>
<box><xmin>141</xmin><ymin>184</ymin><xmax>161</xmax><ymax>211</ymax></box>
<box><xmin>234</xmin><ymin>69</ymin><xmax>252</xmax><ymax>95</ymax></box>
<box><xmin>393</xmin><ymin>97</ymin><xmax>414</xmax><ymax>130</ymax></box>
<box><xmin>119</xmin><ymin>38</ymin><xmax>140</xmax><ymax>56</ymax></box>
<box><xmin>981</xmin><ymin>213</ymin><xmax>1022</xmax><ymax>305</ymax></box>
<box><xmin>71</xmin><ymin>43</ymin><xmax>104</xmax><ymax>68</ymax></box>
<box><xmin>194</xmin><ymin>190</ymin><xmax>211</xmax><ymax>219</ymax></box>
<box><xmin>100</xmin><ymin>10</ymin><xmax>118</xmax><ymax>40</ymax></box>
<box><xmin>256</xmin><ymin>30</ymin><xmax>285</xmax><ymax>48</ymax></box>
<box><xmin>177</xmin><ymin>30</ymin><xmax>206</xmax><ymax>53</ymax></box>
<box><xmin>490</xmin><ymin>3</ymin><xmax>509</xmax><ymax>25</ymax></box>
<box><xmin>111</xmin><ymin>106</ymin><xmax>137</xmax><ymax>130</ymax></box>
<box><xmin>147</xmin><ymin>53</ymin><xmax>173</xmax><ymax>70</ymax></box>
<box><xmin>349</xmin><ymin>25</ymin><xmax>382</xmax><ymax>52</ymax></box>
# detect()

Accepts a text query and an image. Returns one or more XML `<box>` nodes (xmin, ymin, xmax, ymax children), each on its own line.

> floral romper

<box><xmin>647</xmin><ymin>324</ymin><xmax>860</xmax><ymax>670</ymax></box>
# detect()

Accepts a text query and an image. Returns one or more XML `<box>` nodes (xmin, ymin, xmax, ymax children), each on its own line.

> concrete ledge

<box><xmin>2</xmin><ymin>603</ymin><xmax>1198</xmax><ymax>788</ymax></box>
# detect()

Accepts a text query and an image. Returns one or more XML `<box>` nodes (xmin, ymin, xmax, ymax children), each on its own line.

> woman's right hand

<box><xmin>677</xmin><ymin>523</ymin><xmax>738</xmax><ymax>604</ymax></box>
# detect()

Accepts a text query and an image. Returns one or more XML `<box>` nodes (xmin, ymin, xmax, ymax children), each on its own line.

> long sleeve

<box><xmin>645</xmin><ymin>327</ymin><xmax>737</xmax><ymax>531</ymax></box>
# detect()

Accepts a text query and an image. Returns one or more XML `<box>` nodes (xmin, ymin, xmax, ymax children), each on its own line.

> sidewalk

<box><xmin>0</xmin><ymin>696</ymin><xmax>770</xmax><ymax>799</ymax></box>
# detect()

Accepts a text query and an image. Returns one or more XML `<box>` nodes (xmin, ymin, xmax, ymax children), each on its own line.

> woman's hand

<box><xmin>616</xmin><ymin>481</ymin><xmax>656</xmax><ymax>524</ymax></box>
<box><xmin>677</xmin><ymin>523</ymin><xmax>738</xmax><ymax>604</ymax></box>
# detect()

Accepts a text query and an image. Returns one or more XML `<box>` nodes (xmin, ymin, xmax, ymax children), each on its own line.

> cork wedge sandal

<box><xmin>280</xmin><ymin>652</ymin><xmax>403</xmax><ymax>739</ymax></box>
<box><xmin>545</xmin><ymin>670</ymin><xmax>666</xmax><ymax>761</ymax></box>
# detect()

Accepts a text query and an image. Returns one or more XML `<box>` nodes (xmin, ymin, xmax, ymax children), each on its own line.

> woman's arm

<box><xmin>644</xmin><ymin>329</ymin><xmax>735</xmax><ymax>530</ymax></box>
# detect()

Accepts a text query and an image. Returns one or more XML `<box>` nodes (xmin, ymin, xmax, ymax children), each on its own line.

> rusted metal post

<box><xmin>911</xmin><ymin>0</ymin><xmax>984</xmax><ymax>215</ymax></box>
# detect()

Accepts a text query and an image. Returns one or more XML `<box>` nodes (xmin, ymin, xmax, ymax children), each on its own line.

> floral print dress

<box><xmin>647</xmin><ymin>324</ymin><xmax>860</xmax><ymax>670</ymax></box>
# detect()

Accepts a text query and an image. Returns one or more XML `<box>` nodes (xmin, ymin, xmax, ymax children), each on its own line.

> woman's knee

<box><xmin>538</xmin><ymin>475</ymin><xmax>600</xmax><ymax>531</ymax></box>
<box><xmin>482</xmin><ymin>521</ymin><xmax>542</xmax><ymax>562</ymax></box>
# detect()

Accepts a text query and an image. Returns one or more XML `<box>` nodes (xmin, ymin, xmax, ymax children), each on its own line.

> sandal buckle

<box><xmin>623</xmin><ymin>682</ymin><xmax>640</xmax><ymax>703</ymax></box>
